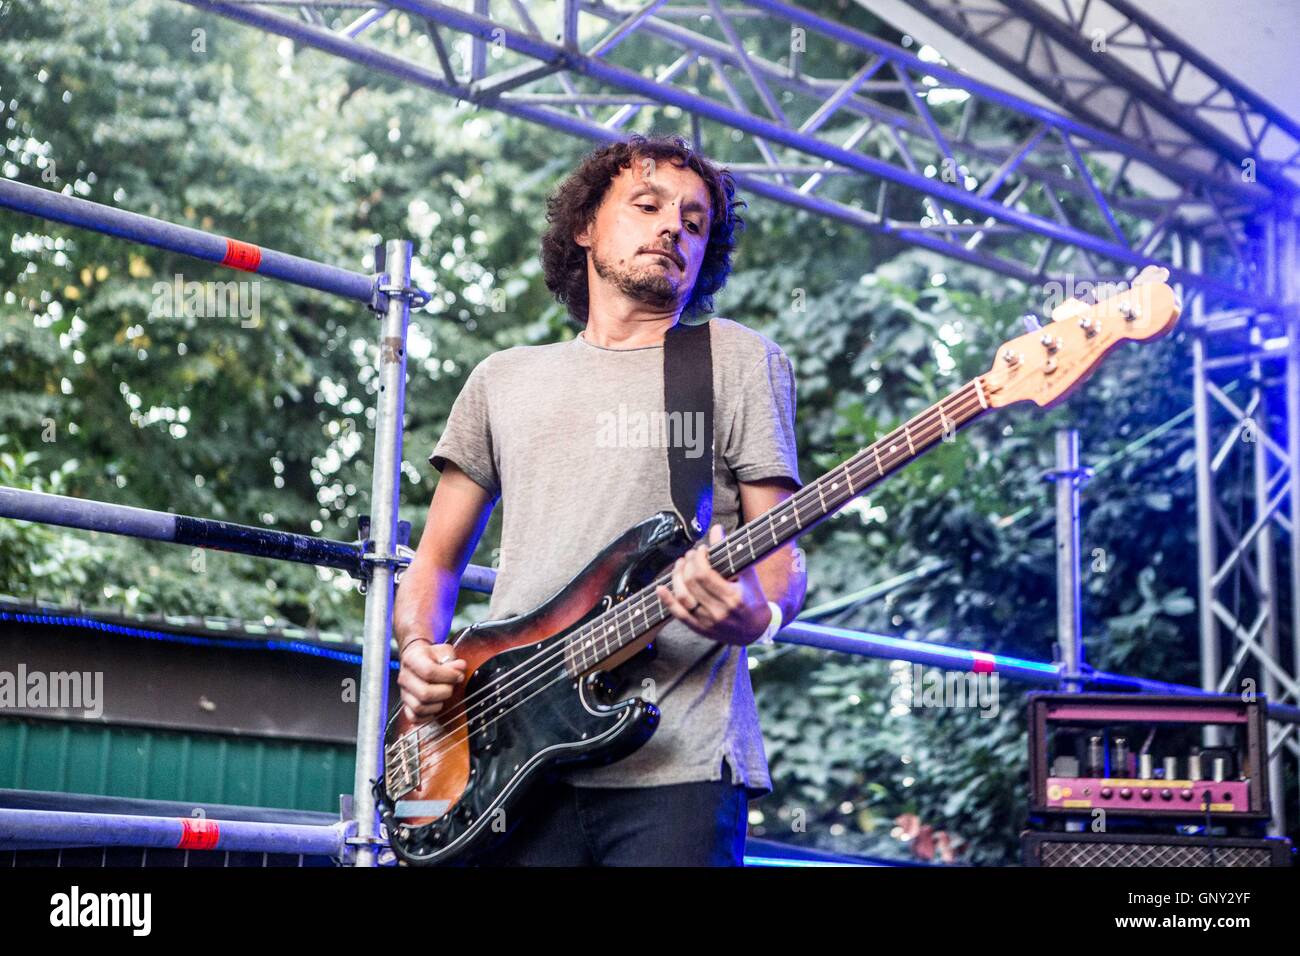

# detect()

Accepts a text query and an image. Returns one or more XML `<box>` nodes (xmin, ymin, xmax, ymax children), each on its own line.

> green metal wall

<box><xmin>0</xmin><ymin>716</ymin><xmax>356</xmax><ymax>813</ymax></box>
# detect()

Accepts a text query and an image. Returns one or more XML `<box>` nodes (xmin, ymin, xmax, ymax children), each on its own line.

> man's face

<box><xmin>575</xmin><ymin>156</ymin><xmax>713</xmax><ymax>313</ymax></box>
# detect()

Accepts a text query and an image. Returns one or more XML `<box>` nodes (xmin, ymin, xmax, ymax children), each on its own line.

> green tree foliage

<box><xmin>0</xmin><ymin>0</ymin><xmax>569</xmax><ymax>625</ymax></box>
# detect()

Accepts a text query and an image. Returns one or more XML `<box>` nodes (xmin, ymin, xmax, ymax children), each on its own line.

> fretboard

<box><xmin>562</xmin><ymin>376</ymin><xmax>991</xmax><ymax>675</ymax></box>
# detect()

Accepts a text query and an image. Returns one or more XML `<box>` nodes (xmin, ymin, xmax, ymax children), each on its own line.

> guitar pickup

<box><xmin>473</xmin><ymin>685</ymin><xmax>503</xmax><ymax>751</ymax></box>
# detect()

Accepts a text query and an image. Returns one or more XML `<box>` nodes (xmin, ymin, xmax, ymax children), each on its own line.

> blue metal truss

<box><xmin>181</xmin><ymin>0</ymin><xmax>1279</xmax><ymax>310</ymax></box>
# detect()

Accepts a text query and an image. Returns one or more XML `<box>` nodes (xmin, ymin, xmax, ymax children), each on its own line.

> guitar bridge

<box><xmin>385</xmin><ymin>732</ymin><xmax>421</xmax><ymax>799</ymax></box>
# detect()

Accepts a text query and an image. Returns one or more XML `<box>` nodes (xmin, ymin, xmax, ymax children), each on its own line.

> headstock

<box><xmin>980</xmin><ymin>268</ymin><xmax>1181</xmax><ymax>409</ymax></box>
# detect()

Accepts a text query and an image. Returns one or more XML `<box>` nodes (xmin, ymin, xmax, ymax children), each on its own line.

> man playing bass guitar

<box><xmin>392</xmin><ymin>133</ymin><xmax>806</xmax><ymax>866</ymax></box>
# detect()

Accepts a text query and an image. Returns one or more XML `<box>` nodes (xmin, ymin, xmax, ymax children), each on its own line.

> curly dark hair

<box><xmin>540</xmin><ymin>134</ymin><xmax>746</xmax><ymax>325</ymax></box>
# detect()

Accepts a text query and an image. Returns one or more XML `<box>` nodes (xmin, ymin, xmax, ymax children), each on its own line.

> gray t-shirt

<box><xmin>428</xmin><ymin>317</ymin><xmax>801</xmax><ymax>797</ymax></box>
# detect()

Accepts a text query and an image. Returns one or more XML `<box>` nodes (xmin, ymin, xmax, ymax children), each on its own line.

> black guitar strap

<box><xmin>663</xmin><ymin>320</ymin><xmax>714</xmax><ymax>542</ymax></box>
<box><xmin>608</xmin><ymin>319</ymin><xmax>715</xmax><ymax>692</ymax></box>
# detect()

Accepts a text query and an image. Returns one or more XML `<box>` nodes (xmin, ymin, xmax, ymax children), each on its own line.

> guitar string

<box><xmin>398</xmin><ymin>296</ymin><xmax>1159</xmax><ymax>762</ymax></box>
<box><xmin>387</xmin><ymin>384</ymin><xmax>988</xmax><ymax>780</ymax></box>
<box><xmin>391</xmin><ymin>298</ymin><xmax>1172</xmax><ymax>787</ymax></box>
<box><xmin>389</xmin><ymin>413</ymin><xmax>989</xmax><ymax>789</ymax></box>
<box><xmin>395</xmin><ymin>377</ymin><xmax>983</xmax><ymax>743</ymax></box>
<box><xmin>387</xmin><ymin>384</ymin><xmax>987</xmax><ymax>782</ymax></box>
<box><xmin>389</xmin><ymin>386</ymin><xmax>989</xmax><ymax>788</ymax></box>
<box><xmin>388</xmin><ymin>383</ymin><xmax>986</xmax><ymax>785</ymax></box>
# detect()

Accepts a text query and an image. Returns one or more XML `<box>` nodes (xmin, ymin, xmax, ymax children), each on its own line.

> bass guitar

<box><xmin>375</xmin><ymin>273</ymin><xmax>1180</xmax><ymax>864</ymax></box>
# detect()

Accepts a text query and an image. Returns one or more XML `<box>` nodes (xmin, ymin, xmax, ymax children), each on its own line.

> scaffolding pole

<box><xmin>1046</xmin><ymin>429</ymin><xmax>1089</xmax><ymax>693</ymax></box>
<box><xmin>349</xmin><ymin>240</ymin><xmax>414</xmax><ymax>867</ymax></box>
<box><xmin>0</xmin><ymin>178</ymin><xmax>375</xmax><ymax>304</ymax></box>
<box><xmin>0</xmin><ymin>484</ymin><xmax>498</xmax><ymax>593</ymax></box>
<box><xmin>0</xmin><ymin>485</ymin><xmax>364</xmax><ymax>573</ymax></box>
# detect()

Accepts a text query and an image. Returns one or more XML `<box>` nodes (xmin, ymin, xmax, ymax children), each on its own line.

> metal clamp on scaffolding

<box><xmin>370</xmin><ymin>273</ymin><xmax>432</xmax><ymax>314</ymax></box>
<box><xmin>1040</xmin><ymin>451</ymin><xmax>1095</xmax><ymax>489</ymax></box>
<box><xmin>370</xmin><ymin>243</ymin><xmax>433</xmax><ymax>315</ymax></box>
<box><xmin>354</xmin><ymin>516</ymin><xmax>414</xmax><ymax>594</ymax></box>
<box><xmin>335</xmin><ymin>796</ymin><xmax>389</xmax><ymax>866</ymax></box>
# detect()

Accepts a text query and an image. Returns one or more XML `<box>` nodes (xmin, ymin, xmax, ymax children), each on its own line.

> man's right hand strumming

<box><xmin>397</xmin><ymin>640</ymin><xmax>467</xmax><ymax>721</ymax></box>
<box><xmin>391</xmin><ymin>463</ymin><xmax>495</xmax><ymax>723</ymax></box>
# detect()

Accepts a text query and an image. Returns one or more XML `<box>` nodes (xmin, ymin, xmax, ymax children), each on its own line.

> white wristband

<box><xmin>755</xmin><ymin>601</ymin><xmax>783</xmax><ymax>645</ymax></box>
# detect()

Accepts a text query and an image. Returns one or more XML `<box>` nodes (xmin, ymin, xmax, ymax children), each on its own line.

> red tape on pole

<box><xmin>177</xmin><ymin>817</ymin><xmax>221</xmax><ymax>850</ymax></box>
<box><xmin>221</xmin><ymin>237</ymin><xmax>262</xmax><ymax>272</ymax></box>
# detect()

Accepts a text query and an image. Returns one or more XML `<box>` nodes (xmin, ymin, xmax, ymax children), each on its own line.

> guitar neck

<box><xmin>563</xmin><ymin>376</ymin><xmax>992</xmax><ymax>675</ymax></box>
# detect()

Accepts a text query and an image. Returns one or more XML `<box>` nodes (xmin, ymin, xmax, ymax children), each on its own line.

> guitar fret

<box><xmin>561</xmin><ymin>388</ymin><xmax>999</xmax><ymax>679</ymax></box>
<box><xmin>536</xmin><ymin>369</ymin><xmax>1133</xmax><ymax>700</ymax></box>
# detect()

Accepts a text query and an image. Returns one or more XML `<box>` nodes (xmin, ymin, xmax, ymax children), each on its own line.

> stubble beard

<box><xmin>590</xmin><ymin>245</ymin><xmax>682</xmax><ymax>311</ymax></box>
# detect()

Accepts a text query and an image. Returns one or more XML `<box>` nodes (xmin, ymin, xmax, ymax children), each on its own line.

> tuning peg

<box><xmin>1050</xmin><ymin>298</ymin><xmax>1091</xmax><ymax>323</ymax></box>
<box><xmin>1132</xmin><ymin>265</ymin><xmax>1169</xmax><ymax>287</ymax></box>
<box><xmin>1021</xmin><ymin>313</ymin><xmax>1042</xmax><ymax>333</ymax></box>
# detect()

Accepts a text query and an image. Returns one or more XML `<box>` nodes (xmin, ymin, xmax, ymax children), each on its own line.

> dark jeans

<box><xmin>474</xmin><ymin>760</ymin><xmax>748</xmax><ymax>867</ymax></box>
